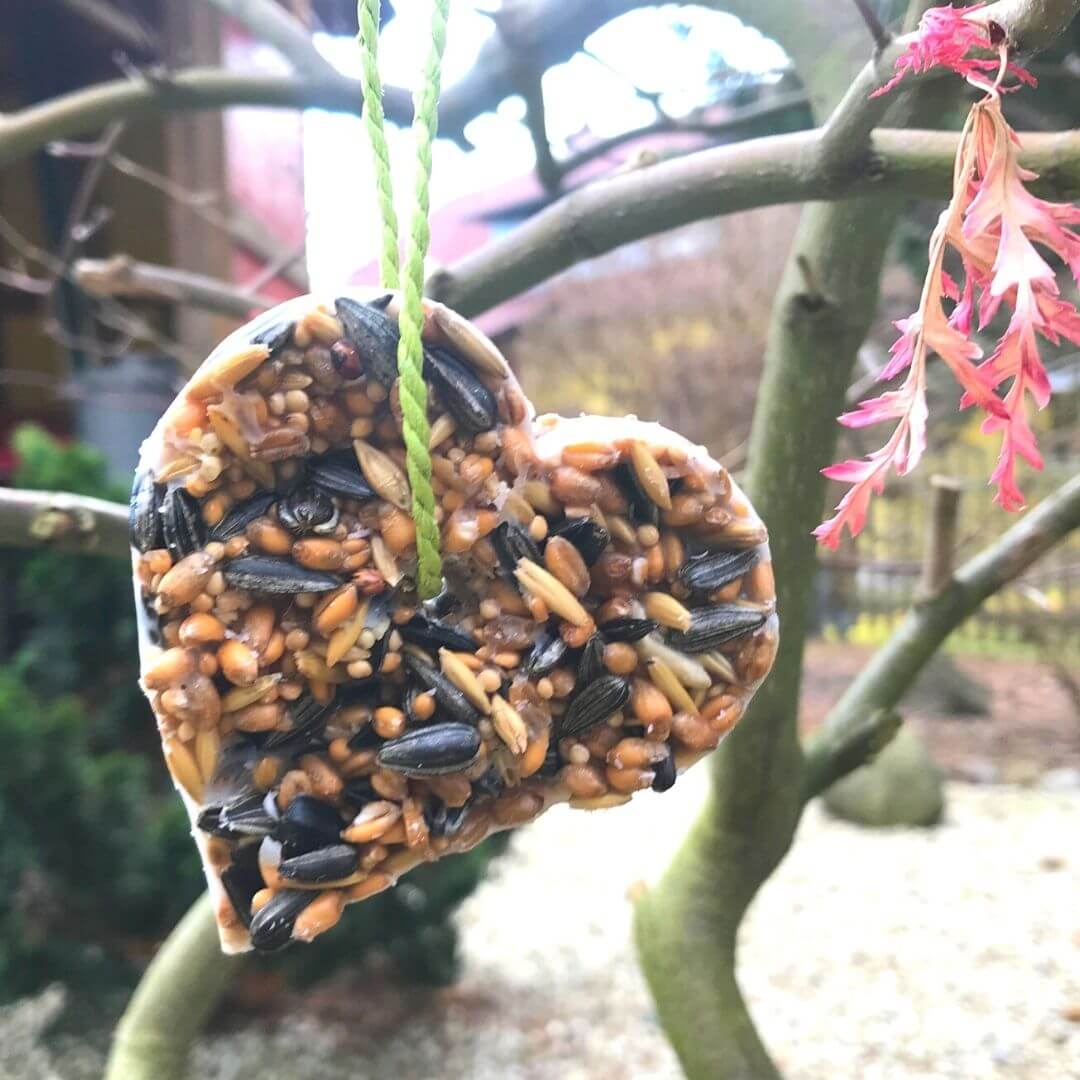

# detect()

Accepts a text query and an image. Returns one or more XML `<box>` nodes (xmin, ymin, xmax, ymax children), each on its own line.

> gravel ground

<box><xmin>9</xmin><ymin>776</ymin><xmax>1080</xmax><ymax>1079</ymax></box>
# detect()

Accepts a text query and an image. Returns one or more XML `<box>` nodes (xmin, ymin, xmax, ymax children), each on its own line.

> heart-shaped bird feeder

<box><xmin>130</xmin><ymin>289</ymin><xmax>778</xmax><ymax>953</ymax></box>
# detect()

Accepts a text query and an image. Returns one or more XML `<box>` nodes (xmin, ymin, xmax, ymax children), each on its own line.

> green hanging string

<box><xmin>357</xmin><ymin>0</ymin><xmax>449</xmax><ymax>598</ymax></box>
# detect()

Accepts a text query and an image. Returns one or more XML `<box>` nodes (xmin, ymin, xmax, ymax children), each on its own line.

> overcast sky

<box><xmin>304</xmin><ymin>2</ymin><xmax>788</xmax><ymax>290</ymax></box>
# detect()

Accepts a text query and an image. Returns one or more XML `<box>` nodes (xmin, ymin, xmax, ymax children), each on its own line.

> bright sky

<box><xmin>303</xmin><ymin>2</ymin><xmax>789</xmax><ymax>291</ymax></box>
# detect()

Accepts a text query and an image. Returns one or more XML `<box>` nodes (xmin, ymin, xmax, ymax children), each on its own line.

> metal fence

<box><xmin>813</xmin><ymin>444</ymin><xmax>1080</xmax><ymax>659</ymax></box>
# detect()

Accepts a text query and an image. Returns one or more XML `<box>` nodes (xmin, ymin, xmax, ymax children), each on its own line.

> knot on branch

<box><xmin>30</xmin><ymin>504</ymin><xmax>98</xmax><ymax>546</ymax></box>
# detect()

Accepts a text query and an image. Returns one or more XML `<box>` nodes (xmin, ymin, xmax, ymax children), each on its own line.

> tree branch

<box><xmin>0</xmin><ymin>488</ymin><xmax>130</xmax><ymax>557</ymax></box>
<box><xmin>802</xmin><ymin>472</ymin><xmax>1080</xmax><ymax>801</ymax></box>
<box><xmin>56</xmin><ymin>0</ymin><xmax>157</xmax><ymax>54</ymax></box>
<box><xmin>553</xmin><ymin>91</ymin><xmax>812</xmax><ymax>182</ymax></box>
<box><xmin>73</xmin><ymin>254</ymin><xmax>274</xmax><ymax>317</ymax></box>
<box><xmin>427</xmin><ymin>126</ymin><xmax>1080</xmax><ymax>316</ymax></box>
<box><xmin>105</xmin><ymin>894</ymin><xmax>242</xmax><ymax>1080</ymax></box>
<box><xmin>196</xmin><ymin>0</ymin><xmax>339</xmax><ymax>81</ymax></box>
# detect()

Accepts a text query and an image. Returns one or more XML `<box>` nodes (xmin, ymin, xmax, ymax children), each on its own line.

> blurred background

<box><xmin>0</xmin><ymin>1</ymin><xmax>1077</xmax><ymax>1076</ymax></box>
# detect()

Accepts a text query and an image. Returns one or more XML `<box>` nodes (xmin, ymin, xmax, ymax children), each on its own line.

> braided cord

<box><xmin>356</xmin><ymin>0</ymin><xmax>400</xmax><ymax>289</ymax></box>
<box><xmin>394</xmin><ymin>0</ymin><xmax>450</xmax><ymax>599</ymax></box>
<box><xmin>356</xmin><ymin>0</ymin><xmax>448</xmax><ymax>597</ymax></box>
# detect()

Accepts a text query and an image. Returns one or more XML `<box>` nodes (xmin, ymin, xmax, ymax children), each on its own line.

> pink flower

<box><xmin>817</xmin><ymin>79</ymin><xmax>1079</xmax><ymax>547</ymax></box>
<box><xmin>872</xmin><ymin>3</ymin><xmax>1035</xmax><ymax>95</ymax></box>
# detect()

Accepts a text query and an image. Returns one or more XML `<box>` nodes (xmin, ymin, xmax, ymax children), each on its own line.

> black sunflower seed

<box><xmin>264</xmin><ymin>695</ymin><xmax>330</xmax><ymax>751</ymax></box>
<box><xmin>335</xmin><ymin>296</ymin><xmax>400</xmax><ymax>388</ymax></box>
<box><xmin>307</xmin><ymin>449</ymin><xmax>375</xmax><ymax>502</ymax></box>
<box><xmin>651</xmin><ymin>747</ymin><xmax>677</xmax><ymax>793</ymax></box>
<box><xmin>223</xmin><ymin>556</ymin><xmax>343</xmax><ymax>594</ymax></box>
<box><xmin>250</xmin><ymin>889</ymin><xmax>315</xmax><ymax>952</ymax></box>
<box><xmin>215</xmin><ymin>792</ymin><xmax>276</xmax><ymax>838</ymax></box>
<box><xmin>161</xmin><ymin>487</ymin><xmax>207</xmax><ymax>560</ymax></box>
<box><xmin>599</xmin><ymin>616</ymin><xmax>657</xmax><ymax>644</ymax></box>
<box><xmin>550</xmin><ymin>517</ymin><xmax>610</xmax><ymax>565</ymax></box>
<box><xmin>523</xmin><ymin>629</ymin><xmax>568</xmax><ymax>678</ymax></box>
<box><xmin>577</xmin><ymin>634</ymin><xmax>605</xmax><ymax>685</ymax></box>
<box><xmin>251</xmin><ymin>317</ymin><xmax>294</xmax><ymax>354</ymax></box>
<box><xmin>614</xmin><ymin>462</ymin><xmax>659</xmax><ymax>526</ymax></box>
<box><xmin>491</xmin><ymin>519</ymin><xmax>542</xmax><ymax>578</ymax></box>
<box><xmin>425</xmin><ymin>346</ymin><xmax>497</xmax><ymax>433</ymax></box>
<box><xmin>277</xmin><ymin>485</ymin><xmax>337</xmax><ymax>535</ymax></box>
<box><xmin>129</xmin><ymin>471</ymin><xmax>164</xmax><ymax>553</ymax></box>
<box><xmin>220</xmin><ymin>845</ymin><xmax>264</xmax><ymax>929</ymax></box>
<box><xmin>398</xmin><ymin>614</ymin><xmax>476</xmax><ymax>654</ymax></box>
<box><xmin>376</xmin><ymin>722</ymin><xmax>481</xmax><ymax>777</ymax></box>
<box><xmin>404</xmin><ymin>653</ymin><xmax>480</xmax><ymax>725</ymax></box>
<box><xmin>427</xmin><ymin>801</ymin><xmax>471</xmax><ymax>839</ymax></box>
<box><xmin>665</xmin><ymin>604</ymin><xmax>767</xmax><ymax>653</ymax></box>
<box><xmin>678</xmin><ymin>549</ymin><xmax>760</xmax><ymax>593</ymax></box>
<box><xmin>473</xmin><ymin>767</ymin><xmax>505</xmax><ymax>798</ymax></box>
<box><xmin>209</xmin><ymin>491</ymin><xmax>276</xmax><ymax>541</ymax></box>
<box><xmin>273</xmin><ymin>795</ymin><xmax>345</xmax><ymax>855</ymax></box>
<box><xmin>560</xmin><ymin>675</ymin><xmax>630</xmax><ymax>738</ymax></box>
<box><xmin>342</xmin><ymin>776</ymin><xmax>376</xmax><ymax>807</ymax></box>
<box><xmin>278</xmin><ymin>844</ymin><xmax>359</xmax><ymax>884</ymax></box>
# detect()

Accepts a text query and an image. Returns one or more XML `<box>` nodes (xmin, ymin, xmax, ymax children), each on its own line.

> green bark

<box><xmin>105</xmin><ymin>895</ymin><xmax>243</xmax><ymax>1080</ymax></box>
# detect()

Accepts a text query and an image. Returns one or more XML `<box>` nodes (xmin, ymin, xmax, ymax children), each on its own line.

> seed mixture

<box><xmin>129</xmin><ymin>289</ymin><xmax>778</xmax><ymax>953</ymax></box>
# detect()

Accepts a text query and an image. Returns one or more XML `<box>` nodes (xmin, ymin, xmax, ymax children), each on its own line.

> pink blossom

<box><xmin>817</xmin><ymin>74</ymin><xmax>1079</xmax><ymax>547</ymax></box>
<box><xmin>872</xmin><ymin>3</ymin><xmax>1035</xmax><ymax>95</ymax></box>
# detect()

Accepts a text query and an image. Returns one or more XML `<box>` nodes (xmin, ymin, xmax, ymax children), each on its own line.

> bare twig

<box><xmin>56</xmin><ymin>0</ymin><xmax>157</xmax><ymax>54</ymax></box>
<box><xmin>195</xmin><ymin>0</ymin><xmax>338</xmax><ymax>80</ymax></box>
<box><xmin>802</xmin><ymin>472</ymin><xmax>1080</xmax><ymax>800</ymax></box>
<box><xmin>0</xmin><ymin>487</ymin><xmax>130</xmax><ymax>557</ymax></box>
<box><xmin>554</xmin><ymin>91</ymin><xmax>811</xmax><ymax>181</ymax></box>
<box><xmin>851</xmin><ymin>0</ymin><xmax>893</xmax><ymax>51</ymax></box>
<box><xmin>520</xmin><ymin>70</ymin><xmax>560</xmax><ymax>192</ymax></box>
<box><xmin>427</xmin><ymin>126</ymin><xmax>1080</xmax><ymax>316</ymax></box>
<box><xmin>72</xmin><ymin>255</ymin><xmax>274</xmax><ymax>316</ymax></box>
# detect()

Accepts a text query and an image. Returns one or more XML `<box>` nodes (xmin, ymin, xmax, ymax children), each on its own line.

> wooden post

<box><xmin>918</xmin><ymin>475</ymin><xmax>963</xmax><ymax>597</ymax></box>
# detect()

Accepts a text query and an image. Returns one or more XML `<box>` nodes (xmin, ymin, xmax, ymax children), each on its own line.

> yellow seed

<box><xmin>629</xmin><ymin>441</ymin><xmax>672</xmax><ymax>510</ymax></box>
<box><xmin>155</xmin><ymin>453</ymin><xmax>200</xmax><ymax>482</ymax></box>
<box><xmin>568</xmin><ymin>793</ymin><xmax>632</xmax><ymax>811</ymax></box>
<box><xmin>514</xmin><ymin>558</ymin><xmax>591</xmax><ymax>628</ymax></box>
<box><xmin>326</xmin><ymin>598</ymin><xmax>369</xmax><ymax>668</ymax></box>
<box><xmin>195</xmin><ymin>726</ymin><xmax>220</xmax><ymax>782</ymax></box>
<box><xmin>187</xmin><ymin>344</ymin><xmax>270</xmax><ymax>398</ymax></box>
<box><xmin>163</xmin><ymin>739</ymin><xmax>203</xmax><ymax>801</ymax></box>
<box><xmin>428</xmin><ymin>413</ymin><xmax>457</xmax><ymax>450</ymax></box>
<box><xmin>439</xmin><ymin>649</ymin><xmax>492</xmax><ymax>714</ymax></box>
<box><xmin>353</xmin><ymin>439</ymin><xmax>410</xmax><ymax>510</ymax></box>
<box><xmin>300</xmin><ymin>307</ymin><xmax>344</xmax><ymax>345</ymax></box>
<box><xmin>647</xmin><ymin>659</ymin><xmax>699</xmax><ymax>716</ymax></box>
<box><xmin>314</xmin><ymin>586</ymin><xmax>358</xmax><ymax>637</ymax></box>
<box><xmin>642</xmin><ymin>592</ymin><xmax>693</xmax><ymax>632</ymax></box>
<box><xmin>490</xmin><ymin>695</ymin><xmax>528</xmax><ymax>755</ymax></box>
<box><xmin>370</xmin><ymin>535</ymin><xmax>402</xmax><ymax>586</ymax></box>
<box><xmin>429</xmin><ymin>302</ymin><xmax>510</xmax><ymax>378</ymax></box>
<box><xmin>207</xmin><ymin>404</ymin><xmax>275</xmax><ymax>488</ymax></box>
<box><xmin>222</xmin><ymin>674</ymin><xmax>281</xmax><ymax>712</ymax></box>
<box><xmin>701</xmin><ymin>650</ymin><xmax>738</xmax><ymax>684</ymax></box>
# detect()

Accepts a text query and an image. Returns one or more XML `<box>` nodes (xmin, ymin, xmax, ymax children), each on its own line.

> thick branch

<box><xmin>0</xmin><ymin>488</ymin><xmax>129</xmax><ymax>557</ymax></box>
<box><xmin>802</xmin><ymin>473</ymin><xmax>1080</xmax><ymax>801</ymax></box>
<box><xmin>823</xmin><ymin>0</ymin><xmax>1080</xmax><ymax>157</ymax></box>
<box><xmin>73</xmin><ymin>255</ymin><xmax>273</xmax><ymax>317</ymax></box>
<box><xmin>105</xmin><ymin>894</ymin><xmax>242</xmax><ymax>1080</ymax></box>
<box><xmin>427</xmin><ymin>126</ymin><xmax>1080</xmax><ymax>316</ymax></box>
<box><xmin>196</xmin><ymin>0</ymin><xmax>338</xmax><ymax>80</ymax></box>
